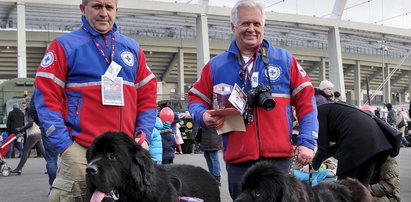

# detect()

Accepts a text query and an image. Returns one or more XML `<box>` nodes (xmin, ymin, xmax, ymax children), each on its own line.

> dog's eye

<box><xmin>108</xmin><ymin>153</ymin><xmax>117</xmax><ymax>160</ymax></box>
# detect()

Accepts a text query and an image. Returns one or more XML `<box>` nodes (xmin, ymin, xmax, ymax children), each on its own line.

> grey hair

<box><xmin>82</xmin><ymin>0</ymin><xmax>118</xmax><ymax>6</ymax></box>
<box><xmin>230</xmin><ymin>0</ymin><xmax>265</xmax><ymax>26</ymax></box>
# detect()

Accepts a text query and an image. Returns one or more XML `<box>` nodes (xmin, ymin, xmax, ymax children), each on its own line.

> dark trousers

<box><xmin>338</xmin><ymin>151</ymin><xmax>389</xmax><ymax>186</ymax></box>
<box><xmin>162</xmin><ymin>159</ymin><xmax>174</xmax><ymax>164</ymax></box>
<box><xmin>16</xmin><ymin>133</ymin><xmax>44</xmax><ymax>170</ymax></box>
<box><xmin>226</xmin><ymin>157</ymin><xmax>291</xmax><ymax>200</ymax></box>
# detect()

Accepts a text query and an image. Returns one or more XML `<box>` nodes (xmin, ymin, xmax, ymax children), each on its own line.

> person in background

<box><xmin>409</xmin><ymin>101</ymin><xmax>411</xmax><ymax>118</ymax></box>
<box><xmin>6</xmin><ymin>103</ymin><xmax>24</xmax><ymax>158</ymax></box>
<box><xmin>29</xmin><ymin>91</ymin><xmax>58</xmax><ymax>189</ymax></box>
<box><xmin>149</xmin><ymin>116</ymin><xmax>163</xmax><ymax>164</ymax></box>
<box><xmin>333</xmin><ymin>91</ymin><xmax>342</xmax><ymax>102</ymax></box>
<box><xmin>174</xmin><ymin>122</ymin><xmax>184</xmax><ymax>154</ymax></box>
<box><xmin>386</xmin><ymin>103</ymin><xmax>396</xmax><ymax>126</ymax></box>
<box><xmin>33</xmin><ymin>0</ymin><xmax>157</xmax><ymax>201</ymax></box>
<box><xmin>198</xmin><ymin>127</ymin><xmax>222</xmax><ymax>186</ymax></box>
<box><xmin>192</xmin><ymin>121</ymin><xmax>203</xmax><ymax>154</ymax></box>
<box><xmin>11</xmin><ymin>97</ymin><xmax>44</xmax><ymax>175</ymax></box>
<box><xmin>168</xmin><ymin>105</ymin><xmax>184</xmax><ymax>154</ymax></box>
<box><xmin>188</xmin><ymin>0</ymin><xmax>318</xmax><ymax>199</ymax></box>
<box><xmin>313</xmin><ymin>102</ymin><xmax>392</xmax><ymax>186</ymax></box>
<box><xmin>369</xmin><ymin>156</ymin><xmax>400</xmax><ymax>202</ymax></box>
<box><xmin>160</xmin><ymin>122</ymin><xmax>178</xmax><ymax>164</ymax></box>
<box><xmin>375</xmin><ymin>107</ymin><xmax>382</xmax><ymax>119</ymax></box>
<box><xmin>396</xmin><ymin>106</ymin><xmax>409</xmax><ymax>147</ymax></box>
<box><xmin>315</xmin><ymin>80</ymin><xmax>334</xmax><ymax>104</ymax></box>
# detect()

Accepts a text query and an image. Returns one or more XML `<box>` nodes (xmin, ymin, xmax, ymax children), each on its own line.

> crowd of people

<box><xmin>1</xmin><ymin>0</ymin><xmax>407</xmax><ymax>202</ymax></box>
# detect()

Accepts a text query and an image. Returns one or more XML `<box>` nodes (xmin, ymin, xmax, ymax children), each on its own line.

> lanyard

<box><xmin>241</xmin><ymin>57</ymin><xmax>254</xmax><ymax>81</ymax></box>
<box><xmin>82</xmin><ymin>25</ymin><xmax>115</xmax><ymax>65</ymax></box>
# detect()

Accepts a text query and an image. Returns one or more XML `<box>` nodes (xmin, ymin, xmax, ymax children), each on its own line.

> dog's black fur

<box><xmin>234</xmin><ymin>161</ymin><xmax>375</xmax><ymax>202</ymax></box>
<box><xmin>86</xmin><ymin>132</ymin><xmax>220</xmax><ymax>202</ymax></box>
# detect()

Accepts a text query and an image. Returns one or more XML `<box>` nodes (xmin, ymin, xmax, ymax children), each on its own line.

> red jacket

<box><xmin>188</xmin><ymin>40</ymin><xmax>318</xmax><ymax>163</ymax></box>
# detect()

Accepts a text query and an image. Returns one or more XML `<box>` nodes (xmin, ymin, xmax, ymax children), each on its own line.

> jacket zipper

<box><xmin>255</xmin><ymin>107</ymin><xmax>261</xmax><ymax>155</ymax></box>
<box><xmin>75</xmin><ymin>101</ymin><xmax>79</xmax><ymax>116</ymax></box>
<box><xmin>119</xmin><ymin>107</ymin><xmax>122</xmax><ymax>131</ymax></box>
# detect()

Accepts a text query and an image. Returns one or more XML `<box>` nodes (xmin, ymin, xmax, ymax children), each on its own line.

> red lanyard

<box><xmin>82</xmin><ymin>25</ymin><xmax>115</xmax><ymax>65</ymax></box>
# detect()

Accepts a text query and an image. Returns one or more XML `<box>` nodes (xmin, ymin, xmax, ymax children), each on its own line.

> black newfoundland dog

<box><xmin>86</xmin><ymin>131</ymin><xmax>220</xmax><ymax>202</ymax></box>
<box><xmin>234</xmin><ymin>161</ymin><xmax>375</xmax><ymax>202</ymax></box>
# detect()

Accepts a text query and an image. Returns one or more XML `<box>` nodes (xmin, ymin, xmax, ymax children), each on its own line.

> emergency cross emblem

<box><xmin>121</xmin><ymin>51</ymin><xmax>135</xmax><ymax>67</ymax></box>
<box><xmin>40</xmin><ymin>52</ymin><xmax>55</xmax><ymax>68</ymax></box>
<box><xmin>267</xmin><ymin>65</ymin><xmax>281</xmax><ymax>82</ymax></box>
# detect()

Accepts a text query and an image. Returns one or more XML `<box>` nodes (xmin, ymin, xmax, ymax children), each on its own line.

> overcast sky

<box><xmin>152</xmin><ymin>0</ymin><xmax>411</xmax><ymax>29</ymax></box>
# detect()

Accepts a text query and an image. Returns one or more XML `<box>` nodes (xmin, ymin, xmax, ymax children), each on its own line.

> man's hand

<box><xmin>202</xmin><ymin>110</ymin><xmax>225</xmax><ymax>129</ymax></box>
<box><xmin>295</xmin><ymin>145</ymin><xmax>314</xmax><ymax>165</ymax></box>
<box><xmin>135</xmin><ymin>138</ymin><xmax>149</xmax><ymax>150</ymax></box>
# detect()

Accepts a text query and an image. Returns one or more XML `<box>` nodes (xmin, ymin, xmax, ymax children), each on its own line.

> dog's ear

<box><xmin>131</xmin><ymin>144</ymin><xmax>154</xmax><ymax>187</ymax></box>
<box><xmin>169</xmin><ymin>176</ymin><xmax>183</xmax><ymax>194</ymax></box>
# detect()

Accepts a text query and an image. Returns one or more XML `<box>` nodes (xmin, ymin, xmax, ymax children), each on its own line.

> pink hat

<box><xmin>360</xmin><ymin>105</ymin><xmax>373</xmax><ymax>112</ymax></box>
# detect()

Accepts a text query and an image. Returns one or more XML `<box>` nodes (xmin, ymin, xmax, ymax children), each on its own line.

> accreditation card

<box><xmin>101</xmin><ymin>75</ymin><xmax>124</xmax><ymax>106</ymax></box>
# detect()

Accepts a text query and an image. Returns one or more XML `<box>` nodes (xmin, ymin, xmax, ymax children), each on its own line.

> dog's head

<box><xmin>86</xmin><ymin>131</ymin><xmax>154</xmax><ymax>202</ymax></box>
<box><xmin>235</xmin><ymin>161</ymin><xmax>312</xmax><ymax>202</ymax></box>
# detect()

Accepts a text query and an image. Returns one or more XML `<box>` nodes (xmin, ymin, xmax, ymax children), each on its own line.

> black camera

<box><xmin>247</xmin><ymin>84</ymin><xmax>276</xmax><ymax>110</ymax></box>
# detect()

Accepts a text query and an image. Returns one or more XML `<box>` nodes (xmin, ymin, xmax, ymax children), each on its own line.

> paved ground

<box><xmin>1</xmin><ymin>148</ymin><xmax>411</xmax><ymax>202</ymax></box>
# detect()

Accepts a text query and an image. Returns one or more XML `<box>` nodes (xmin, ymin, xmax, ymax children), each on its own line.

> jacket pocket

<box><xmin>67</xmin><ymin>91</ymin><xmax>82</xmax><ymax>134</ymax></box>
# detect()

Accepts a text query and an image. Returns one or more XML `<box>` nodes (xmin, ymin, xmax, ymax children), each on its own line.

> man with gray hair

<box><xmin>34</xmin><ymin>0</ymin><xmax>157</xmax><ymax>201</ymax></box>
<box><xmin>188</xmin><ymin>0</ymin><xmax>318</xmax><ymax>199</ymax></box>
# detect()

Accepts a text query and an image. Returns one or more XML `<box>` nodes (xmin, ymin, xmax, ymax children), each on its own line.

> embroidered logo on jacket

<box><xmin>40</xmin><ymin>52</ymin><xmax>55</xmax><ymax>68</ymax></box>
<box><xmin>266</xmin><ymin>65</ymin><xmax>281</xmax><ymax>81</ymax></box>
<box><xmin>121</xmin><ymin>51</ymin><xmax>135</xmax><ymax>67</ymax></box>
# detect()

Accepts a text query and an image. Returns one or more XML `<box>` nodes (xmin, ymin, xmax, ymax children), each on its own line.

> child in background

<box><xmin>160</xmin><ymin>122</ymin><xmax>177</xmax><ymax>164</ymax></box>
<box><xmin>149</xmin><ymin>117</ymin><xmax>163</xmax><ymax>164</ymax></box>
<box><xmin>174</xmin><ymin>122</ymin><xmax>184</xmax><ymax>154</ymax></box>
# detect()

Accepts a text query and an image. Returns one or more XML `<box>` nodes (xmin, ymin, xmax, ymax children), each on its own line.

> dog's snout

<box><xmin>86</xmin><ymin>164</ymin><xmax>99</xmax><ymax>175</ymax></box>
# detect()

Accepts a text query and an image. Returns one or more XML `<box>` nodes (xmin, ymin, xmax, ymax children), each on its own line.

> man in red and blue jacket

<box><xmin>34</xmin><ymin>0</ymin><xmax>157</xmax><ymax>201</ymax></box>
<box><xmin>188</xmin><ymin>0</ymin><xmax>318</xmax><ymax>200</ymax></box>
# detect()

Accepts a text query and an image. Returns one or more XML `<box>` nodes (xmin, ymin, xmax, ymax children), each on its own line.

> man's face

<box><xmin>80</xmin><ymin>0</ymin><xmax>117</xmax><ymax>34</ymax></box>
<box><xmin>232</xmin><ymin>6</ymin><xmax>264</xmax><ymax>53</ymax></box>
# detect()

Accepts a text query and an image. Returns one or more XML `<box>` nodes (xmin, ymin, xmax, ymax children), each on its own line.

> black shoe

<box><xmin>11</xmin><ymin>169</ymin><xmax>22</xmax><ymax>175</ymax></box>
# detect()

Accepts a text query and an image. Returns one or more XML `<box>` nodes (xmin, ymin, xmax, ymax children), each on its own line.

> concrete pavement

<box><xmin>1</xmin><ymin>148</ymin><xmax>410</xmax><ymax>202</ymax></box>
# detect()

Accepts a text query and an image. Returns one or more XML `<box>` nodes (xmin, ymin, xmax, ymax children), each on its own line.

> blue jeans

<box><xmin>402</xmin><ymin>136</ymin><xmax>410</xmax><ymax>146</ymax></box>
<box><xmin>6</xmin><ymin>140</ymin><xmax>23</xmax><ymax>158</ymax></box>
<box><xmin>41</xmin><ymin>127</ymin><xmax>58</xmax><ymax>187</ymax></box>
<box><xmin>226</xmin><ymin>157</ymin><xmax>291</xmax><ymax>200</ymax></box>
<box><xmin>203</xmin><ymin>151</ymin><xmax>220</xmax><ymax>177</ymax></box>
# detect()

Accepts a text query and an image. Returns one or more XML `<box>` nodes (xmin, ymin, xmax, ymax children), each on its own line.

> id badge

<box><xmin>101</xmin><ymin>75</ymin><xmax>124</xmax><ymax>106</ymax></box>
<box><xmin>251</xmin><ymin>72</ymin><xmax>259</xmax><ymax>88</ymax></box>
<box><xmin>104</xmin><ymin>61</ymin><xmax>122</xmax><ymax>81</ymax></box>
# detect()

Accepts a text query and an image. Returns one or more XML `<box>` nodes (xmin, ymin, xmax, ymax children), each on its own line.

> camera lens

<box><xmin>258</xmin><ymin>92</ymin><xmax>275</xmax><ymax>110</ymax></box>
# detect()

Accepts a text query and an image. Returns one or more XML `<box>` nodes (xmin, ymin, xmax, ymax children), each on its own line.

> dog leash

<box><xmin>289</xmin><ymin>154</ymin><xmax>313</xmax><ymax>186</ymax></box>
